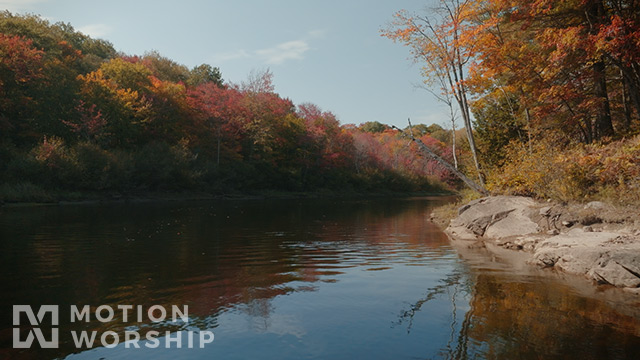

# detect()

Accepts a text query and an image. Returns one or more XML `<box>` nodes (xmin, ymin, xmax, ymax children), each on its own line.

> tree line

<box><xmin>0</xmin><ymin>12</ymin><xmax>457</xmax><ymax>201</ymax></box>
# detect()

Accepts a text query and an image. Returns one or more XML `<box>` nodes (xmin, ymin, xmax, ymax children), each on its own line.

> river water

<box><xmin>1</xmin><ymin>197</ymin><xmax>639</xmax><ymax>359</ymax></box>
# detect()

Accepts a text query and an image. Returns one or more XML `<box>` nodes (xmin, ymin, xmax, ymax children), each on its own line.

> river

<box><xmin>1</xmin><ymin>197</ymin><xmax>639</xmax><ymax>359</ymax></box>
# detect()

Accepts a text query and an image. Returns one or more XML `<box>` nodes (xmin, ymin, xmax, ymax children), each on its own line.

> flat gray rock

<box><xmin>445</xmin><ymin>196</ymin><xmax>640</xmax><ymax>289</ymax></box>
<box><xmin>447</xmin><ymin>196</ymin><xmax>540</xmax><ymax>240</ymax></box>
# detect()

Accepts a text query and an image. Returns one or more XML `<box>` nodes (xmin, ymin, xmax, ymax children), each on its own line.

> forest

<box><xmin>0</xmin><ymin>12</ymin><xmax>457</xmax><ymax>202</ymax></box>
<box><xmin>3</xmin><ymin>0</ymin><xmax>640</xmax><ymax>205</ymax></box>
<box><xmin>384</xmin><ymin>0</ymin><xmax>640</xmax><ymax>205</ymax></box>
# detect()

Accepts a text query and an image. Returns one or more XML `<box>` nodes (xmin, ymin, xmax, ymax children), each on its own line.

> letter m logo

<box><xmin>13</xmin><ymin>305</ymin><xmax>59</xmax><ymax>348</ymax></box>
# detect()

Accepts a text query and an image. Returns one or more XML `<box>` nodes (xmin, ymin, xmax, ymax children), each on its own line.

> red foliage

<box><xmin>0</xmin><ymin>34</ymin><xmax>45</xmax><ymax>134</ymax></box>
<box><xmin>62</xmin><ymin>101</ymin><xmax>107</xmax><ymax>141</ymax></box>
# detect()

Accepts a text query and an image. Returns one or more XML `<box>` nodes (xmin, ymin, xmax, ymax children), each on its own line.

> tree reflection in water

<box><xmin>2</xmin><ymin>197</ymin><xmax>639</xmax><ymax>359</ymax></box>
<box><xmin>395</xmin><ymin>255</ymin><xmax>640</xmax><ymax>359</ymax></box>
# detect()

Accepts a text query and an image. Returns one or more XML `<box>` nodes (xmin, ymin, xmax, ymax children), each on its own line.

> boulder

<box><xmin>531</xmin><ymin>229</ymin><xmax>640</xmax><ymax>288</ymax></box>
<box><xmin>445</xmin><ymin>196</ymin><xmax>640</xmax><ymax>290</ymax></box>
<box><xmin>447</xmin><ymin>196</ymin><xmax>540</xmax><ymax>240</ymax></box>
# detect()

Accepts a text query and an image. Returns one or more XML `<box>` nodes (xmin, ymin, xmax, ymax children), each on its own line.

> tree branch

<box><xmin>393</xmin><ymin>119</ymin><xmax>488</xmax><ymax>195</ymax></box>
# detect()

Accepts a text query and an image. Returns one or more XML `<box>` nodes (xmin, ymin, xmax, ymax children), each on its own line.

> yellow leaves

<box><xmin>149</xmin><ymin>76</ymin><xmax>186</xmax><ymax>100</ymax></box>
<box><xmin>100</xmin><ymin>58</ymin><xmax>152</xmax><ymax>91</ymax></box>
<box><xmin>489</xmin><ymin>135</ymin><xmax>640</xmax><ymax>204</ymax></box>
<box><xmin>115</xmin><ymin>88</ymin><xmax>150</xmax><ymax>116</ymax></box>
<box><xmin>78</xmin><ymin>65</ymin><xmax>152</xmax><ymax>127</ymax></box>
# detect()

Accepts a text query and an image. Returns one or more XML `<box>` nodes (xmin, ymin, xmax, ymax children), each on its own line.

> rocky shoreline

<box><xmin>441</xmin><ymin>196</ymin><xmax>640</xmax><ymax>295</ymax></box>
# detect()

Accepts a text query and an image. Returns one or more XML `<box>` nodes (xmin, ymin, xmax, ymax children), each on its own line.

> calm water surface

<box><xmin>1</xmin><ymin>197</ymin><xmax>639</xmax><ymax>359</ymax></box>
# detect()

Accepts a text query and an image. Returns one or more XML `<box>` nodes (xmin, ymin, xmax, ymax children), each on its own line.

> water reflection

<box><xmin>433</xmin><ymin>244</ymin><xmax>640</xmax><ymax>360</ymax></box>
<box><xmin>0</xmin><ymin>197</ymin><xmax>639</xmax><ymax>359</ymax></box>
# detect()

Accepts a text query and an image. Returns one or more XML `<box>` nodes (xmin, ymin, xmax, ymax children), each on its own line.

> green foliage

<box><xmin>100</xmin><ymin>58</ymin><xmax>152</xmax><ymax>91</ymax></box>
<box><xmin>360</xmin><ymin>121</ymin><xmax>388</xmax><ymax>133</ymax></box>
<box><xmin>142</xmin><ymin>51</ymin><xmax>190</xmax><ymax>83</ymax></box>
<box><xmin>74</xmin><ymin>142</ymin><xmax>130</xmax><ymax>190</ymax></box>
<box><xmin>188</xmin><ymin>64</ymin><xmax>223</xmax><ymax>87</ymax></box>
<box><xmin>427</xmin><ymin>126</ymin><xmax>450</xmax><ymax>144</ymax></box>
<box><xmin>132</xmin><ymin>140</ymin><xmax>196</xmax><ymax>191</ymax></box>
<box><xmin>472</xmin><ymin>93</ymin><xmax>527</xmax><ymax>168</ymax></box>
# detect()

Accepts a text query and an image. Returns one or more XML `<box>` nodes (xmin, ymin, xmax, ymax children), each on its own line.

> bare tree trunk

<box><xmin>451</xmin><ymin>123</ymin><xmax>458</xmax><ymax>170</ymax></box>
<box><xmin>621</xmin><ymin>69</ymin><xmax>632</xmax><ymax>130</ymax></box>
<box><xmin>587</xmin><ymin>1</ymin><xmax>614</xmax><ymax>139</ymax></box>
<box><xmin>445</xmin><ymin>94</ymin><xmax>459</xmax><ymax>169</ymax></box>
<box><xmin>457</xmin><ymin>96</ymin><xmax>484</xmax><ymax>185</ymax></box>
<box><xmin>216</xmin><ymin>124</ymin><xmax>221</xmax><ymax>166</ymax></box>
<box><xmin>394</xmin><ymin>121</ymin><xmax>488</xmax><ymax>196</ymax></box>
<box><xmin>451</xmin><ymin>9</ymin><xmax>484</xmax><ymax>186</ymax></box>
<box><xmin>622</xmin><ymin>66</ymin><xmax>640</xmax><ymax>122</ymax></box>
<box><xmin>524</xmin><ymin>107</ymin><xmax>533</xmax><ymax>154</ymax></box>
<box><xmin>593</xmin><ymin>59</ymin><xmax>614</xmax><ymax>138</ymax></box>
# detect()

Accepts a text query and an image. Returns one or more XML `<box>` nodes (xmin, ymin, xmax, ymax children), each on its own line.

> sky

<box><xmin>1</xmin><ymin>0</ymin><xmax>450</xmax><ymax>128</ymax></box>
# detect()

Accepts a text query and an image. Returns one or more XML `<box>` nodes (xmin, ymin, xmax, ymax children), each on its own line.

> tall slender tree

<box><xmin>383</xmin><ymin>0</ymin><xmax>484</xmax><ymax>185</ymax></box>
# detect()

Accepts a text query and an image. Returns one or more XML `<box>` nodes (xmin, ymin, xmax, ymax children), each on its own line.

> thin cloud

<box><xmin>211</xmin><ymin>49</ymin><xmax>251</xmax><ymax>63</ymax></box>
<box><xmin>256</xmin><ymin>40</ymin><xmax>310</xmax><ymax>65</ymax></box>
<box><xmin>212</xmin><ymin>33</ymin><xmax>319</xmax><ymax>66</ymax></box>
<box><xmin>78</xmin><ymin>24</ymin><xmax>111</xmax><ymax>38</ymax></box>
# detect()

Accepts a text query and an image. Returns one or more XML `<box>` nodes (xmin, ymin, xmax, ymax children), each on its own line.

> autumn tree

<box><xmin>0</xmin><ymin>34</ymin><xmax>45</xmax><ymax>142</ymax></box>
<box><xmin>142</xmin><ymin>51</ymin><xmax>190</xmax><ymax>83</ymax></box>
<box><xmin>0</xmin><ymin>13</ymin><xmax>452</xmax><ymax>196</ymax></box>
<box><xmin>187</xmin><ymin>82</ymin><xmax>247</xmax><ymax>164</ymax></box>
<box><xmin>236</xmin><ymin>69</ymin><xmax>295</xmax><ymax>162</ymax></box>
<box><xmin>77</xmin><ymin>60</ymin><xmax>153</xmax><ymax>146</ymax></box>
<box><xmin>0</xmin><ymin>11</ymin><xmax>115</xmax><ymax>72</ymax></box>
<box><xmin>383</xmin><ymin>0</ymin><xmax>484</xmax><ymax>185</ymax></box>
<box><xmin>467</xmin><ymin>0</ymin><xmax>640</xmax><ymax>143</ymax></box>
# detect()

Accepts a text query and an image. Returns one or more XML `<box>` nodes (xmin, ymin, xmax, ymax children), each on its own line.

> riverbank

<box><xmin>0</xmin><ymin>187</ymin><xmax>454</xmax><ymax>207</ymax></box>
<box><xmin>434</xmin><ymin>195</ymin><xmax>640</xmax><ymax>295</ymax></box>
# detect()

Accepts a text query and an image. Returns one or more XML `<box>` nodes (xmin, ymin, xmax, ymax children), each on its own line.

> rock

<box><xmin>580</xmin><ymin>215</ymin><xmax>602</xmax><ymax>226</ymax></box>
<box><xmin>539</xmin><ymin>206</ymin><xmax>552</xmax><ymax>216</ymax></box>
<box><xmin>588</xmin><ymin>260</ymin><xmax>640</xmax><ymax>288</ymax></box>
<box><xmin>466</xmin><ymin>214</ymin><xmax>493</xmax><ymax>236</ymax></box>
<box><xmin>458</xmin><ymin>203</ymin><xmax>472</xmax><ymax>215</ymax></box>
<box><xmin>584</xmin><ymin>201</ymin><xmax>607</xmax><ymax>210</ymax></box>
<box><xmin>514</xmin><ymin>236</ymin><xmax>544</xmax><ymax>252</ymax></box>
<box><xmin>530</xmin><ymin>228</ymin><xmax>640</xmax><ymax>288</ymax></box>
<box><xmin>533</xmin><ymin>252</ymin><xmax>559</xmax><ymax>267</ymax></box>
<box><xmin>446</xmin><ymin>196</ymin><xmax>640</xmax><ymax>290</ymax></box>
<box><xmin>447</xmin><ymin>196</ymin><xmax>540</xmax><ymax>240</ymax></box>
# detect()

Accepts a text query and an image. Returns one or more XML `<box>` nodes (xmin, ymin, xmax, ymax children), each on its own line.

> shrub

<box><xmin>488</xmin><ymin>135</ymin><xmax>640</xmax><ymax>205</ymax></box>
<box><xmin>28</xmin><ymin>136</ymin><xmax>79</xmax><ymax>188</ymax></box>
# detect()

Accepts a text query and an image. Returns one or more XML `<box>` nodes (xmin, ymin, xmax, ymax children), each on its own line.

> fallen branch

<box><xmin>393</xmin><ymin>119</ymin><xmax>489</xmax><ymax>196</ymax></box>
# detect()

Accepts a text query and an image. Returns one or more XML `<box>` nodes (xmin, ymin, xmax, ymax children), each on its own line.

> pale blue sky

<box><xmin>1</xmin><ymin>0</ymin><xmax>449</xmax><ymax>128</ymax></box>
